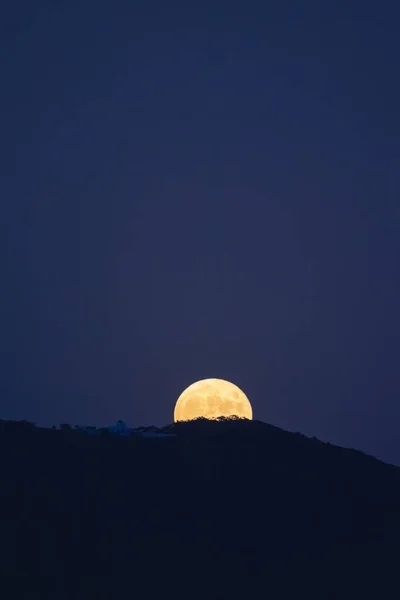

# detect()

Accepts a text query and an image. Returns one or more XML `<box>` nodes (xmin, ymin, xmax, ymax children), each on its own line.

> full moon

<box><xmin>174</xmin><ymin>378</ymin><xmax>253</xmax><ymax>422</ymax></box>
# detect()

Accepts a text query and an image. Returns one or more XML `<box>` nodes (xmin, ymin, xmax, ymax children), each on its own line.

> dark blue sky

<box><xmin>1</xmin><ymin>1</ymin><xmax>400</xmax><ymax>463</ymax></box>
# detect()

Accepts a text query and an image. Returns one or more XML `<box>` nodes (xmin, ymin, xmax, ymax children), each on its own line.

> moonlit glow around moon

<box><xmin>174</xmin><ymin>378</ymin><xmax>253</xmax><ymax>422</ymax></box>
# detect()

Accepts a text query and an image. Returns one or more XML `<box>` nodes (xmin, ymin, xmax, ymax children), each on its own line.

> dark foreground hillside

<box><xmin>1</xmin><ymin>418</ymin><xmax>399</xmax><ymax>599</ymax></box>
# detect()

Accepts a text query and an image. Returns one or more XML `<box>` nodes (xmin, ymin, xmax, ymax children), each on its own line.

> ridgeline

<box><xmin>1</xmin><ymin>417</ymin><xmax>399</xmax><ymax>598</ymax></box>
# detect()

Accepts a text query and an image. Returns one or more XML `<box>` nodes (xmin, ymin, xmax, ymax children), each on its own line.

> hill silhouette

<box><xmin>0</xmin><ymin>417</ymin><xmax>399</xmax><ymax>599</ymax></box>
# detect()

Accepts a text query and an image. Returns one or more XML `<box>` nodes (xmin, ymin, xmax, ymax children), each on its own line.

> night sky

<box><xmin>1</xmin><ymin>1</ymin><xmax>400</xmax><ymax>464</ymax></box>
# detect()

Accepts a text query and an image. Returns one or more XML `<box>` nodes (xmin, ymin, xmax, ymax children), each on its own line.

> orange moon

<box><xmin>174</xmin><ymin>378</ymin><xmax>253</xmax><ymax>422</ymax></box>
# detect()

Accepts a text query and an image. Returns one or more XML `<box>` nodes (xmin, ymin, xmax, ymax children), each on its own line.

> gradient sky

<box><xmin>1</xmin><ymin>1</ymin><xmax>400</xmax><ymax>463</ymax></box>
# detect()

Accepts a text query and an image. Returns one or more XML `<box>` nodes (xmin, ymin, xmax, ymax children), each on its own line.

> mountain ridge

<box><xmin>0</xmin><ymin>416</ymin><xmax>399</xmax><ymax>598</ymax></box>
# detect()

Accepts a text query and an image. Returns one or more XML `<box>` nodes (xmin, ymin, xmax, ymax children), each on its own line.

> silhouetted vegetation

<box><xmin>0</xmin><ymin>417</ymin><xmax>399</xmax><ymax>598</ymax></box>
